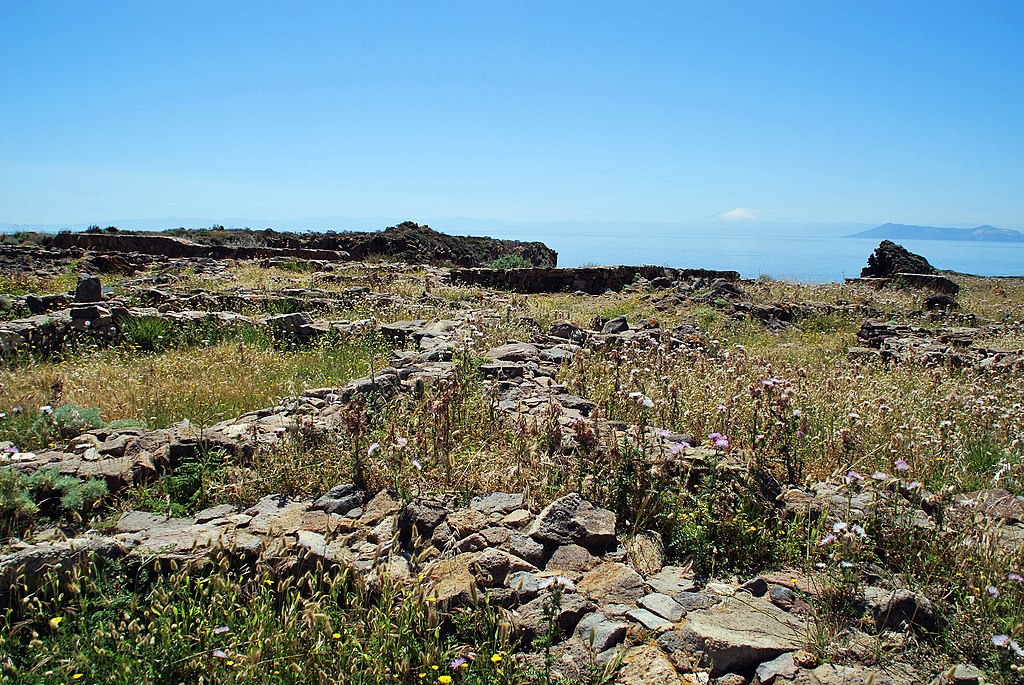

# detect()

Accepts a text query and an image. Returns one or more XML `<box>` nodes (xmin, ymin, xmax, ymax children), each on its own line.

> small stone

<box><xmin>739</xmin><ymin>576</ymin><xmax>769</xmax><ymax>597</ymax></box>
<box><xmin>627</xmin><ymin>529</ymin><xmax>666</xmax><ymax>577</ymax></box>
<box><xmin>359</xmin><ymin>490</ymin><xmax>402</xmax><ymax>526</ymax></box>
<box><xmin>768</xmin><ymin>585</ymin><xmax>796</xmax><ymax>610</ymax></box>
<box><xmin>546</xmin><ymin>544</ymin><xmax>599</xmax><ymax>572</ymax></box>
<box><xmin>470</xmin><ymin>492</ymin><xmax>524</xmax><ymax>515</ymax></box>
<box><xmin>754</xmin><ymin>651</ymin><xmax>797</xmax><ymax>684</ymax></box>
<box><xmin>575</xmin><ymin>612</ymin><xmax>629</xmax><ymax>651</ymax></box>
<box><xmin>528</xmin><ymin>493</ymin><xmax>617</xmax><ymax>551</ymax></box>
<box><xmin>446</xmin><ymin>508</ymin><xmax>489</xmax><ymax>536</ymax></box>
<box><xmin>616</xmin><ymin>644</ymin><xmax>684</xmax><ymax>685</ymax></box>
<box><xmin>501</xmin><ymin>509</ymin><xmax>533</xmax><ymax>528</ymax></box>
<box><xmin>639</xmin><ymin>592</ymin><xmax>685</xmax><ymax>622</ymax></box>
<box><xmin>74</xmin><ymin>274</ymin><xmax>102</xmax><ymax>303</ymax></box>
<box><xmin>578</xmin><ymin>562</ymin><xmax>646</xmax><ymax>605</ymax></box>
<box><xmin>705</xmin><ymin>582</ymin><xmax>736</xmax><ymax>596</ymax></box>
<box><xmin>949</xmin><ymin>663</ymin><xmax>982</xmax><ymax>685</ymax></box>
<box><xmin>647</xmin><ymin>566</ymin><xmax>698</xmax><ymax>596</ymax></box>
<box><xmin>626</xmin><ymin>607</ymin><xmax>673</xmax><ymax>631</ymax></box>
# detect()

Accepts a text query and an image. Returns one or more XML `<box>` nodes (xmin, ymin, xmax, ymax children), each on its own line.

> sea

<box><xmin>441</xmin><ymin>224</ymin><xmax>1024</xmax><ymax>283</ymax></box>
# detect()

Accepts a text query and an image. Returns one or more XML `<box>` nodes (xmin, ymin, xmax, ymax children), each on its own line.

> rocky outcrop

<box><xmin>50</xmin><ymin>231</ymin><xmax>348</xmax><ymax>262</ymax></box>
<box><xmin>861</xmin><ymin>240</ymin><xmax>937</xmax><ymax>277</ymax></box>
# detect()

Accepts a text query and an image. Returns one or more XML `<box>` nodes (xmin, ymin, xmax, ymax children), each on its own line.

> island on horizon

<box><xmin>848</xmin><ymin>222</ymin><xmax>1024</xmax><ymax>242</ymax></box>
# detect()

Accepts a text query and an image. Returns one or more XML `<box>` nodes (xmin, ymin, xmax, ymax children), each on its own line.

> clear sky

<box><xmin>2</xmin><ymin>1</ymin><xmax>1022</xmax><ymax>228</ymax></box>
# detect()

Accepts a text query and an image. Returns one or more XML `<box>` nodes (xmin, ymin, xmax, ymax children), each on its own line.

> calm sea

<box><xmin>448</xmin><ymin>225</ymin><xmax>1024</xmax><ymax>282</ymax></box>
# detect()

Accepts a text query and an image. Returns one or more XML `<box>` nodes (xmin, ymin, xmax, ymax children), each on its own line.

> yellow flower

<box><xmin>226</xmin><ymin>660</ymin><xmax>235</xmax><ymax>666</ymax></box>
<box><xmin>491</xmin><ymin>653</ymin><xmax>503</xmax><ymax>663</ymax></box>
<box><xmin>48</xmin><ymin>617</ymin><xmax>63</xmax><ymax>629</ymax></box>
<box><xmin>332</xmin><ymin>632</ymin><xmax>341</xmax><ymax>639</ymax></box>
<box><xmin>431</xmin><ymin>665</ymin><xmax>439</xmax><ymax>670</ymax></box>
<box><xmin>438</xmin><ymin>677</ymin><xmax>453</xmax><ymax>684</ymax></box>
<box><xmin>72</xmin><ymin>675</ymin><xmax>84</xmax><ymax>680</ymax></box>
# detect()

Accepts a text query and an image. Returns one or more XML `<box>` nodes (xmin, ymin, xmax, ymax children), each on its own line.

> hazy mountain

<box><xmin>849</xmin><ymin>223</ymin><xmax>1024</xmax><ymax>242</ymax></box>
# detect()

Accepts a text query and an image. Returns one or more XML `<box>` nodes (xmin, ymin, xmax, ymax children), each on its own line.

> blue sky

<box><xmin>1</xmin><ymin>1</ymin><xmax>1022</xmax><ymax>228</ymax></box>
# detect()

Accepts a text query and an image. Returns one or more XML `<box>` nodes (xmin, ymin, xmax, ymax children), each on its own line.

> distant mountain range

<box><xmin>849</xmin><ymin>223</ymin><xmax>1024</xmax><ymax>242</ymax></box>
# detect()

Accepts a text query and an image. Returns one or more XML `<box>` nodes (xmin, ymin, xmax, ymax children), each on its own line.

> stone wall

<box><xmin>447</xmin><ymin>266</ymin><xmax>741</xmax><ymax>294</ymax></box>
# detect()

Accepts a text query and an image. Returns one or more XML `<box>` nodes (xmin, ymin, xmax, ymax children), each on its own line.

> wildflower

<box><xmin>40</xmin><ymin>405</ymin><xmax>53</xmax><ymax>415</ymax></box>
<box><xmin>905</xmin><ymin>481</ymin><xmax>923</xmax><ymax>491</ymax></box>
<box><xmin>850</xmin><ymin>524</ymin><xmax>867</xmax><ymax>539</ymax></box>
<box><xmin>894</xmin><ymin>458</ymin><xmax>909</xmax><ymax>472</ymax></box>
<box><xmin>395</xmin><ymin>437</ymin><xmax>408</xmax><ymax>449</ymax></box>
<box><xmin>840</xmin><ymin>561</ymin><xmax>854</xmax><ymax>569</ymax></box>
<box><xmin>368</xmin><ymin>441</ymin><xmax>380</xmax><ymax>457</ymax></box>
<box><xmin>714</xmin><ymin>436</ymin><xmax>729</xmax><ymax>449</ymax></box>
<box><xmin>987</xmin><ymin>586</ymin><xmax>1000</xmax><ymax>598</ymax></box>
<box><xmin>332</xmin><ymin>632</ymin><xmax>342</xmax><ymax>639</ymax></box>
<box><xmin>212</xmin><ymin>649</ymin><xmax>229</xmax><ymax>659</ymax></box>
<box><xmin>438</xmin><ymin>677</ymin><xmax>453</xmax><ymax>684</ymax></box>
<box><xmin>449</xmin><ymin>657</ymin><xmax>467</xmax><ymax>669</ymax></box>
<box><xmin>412</xmin><ymin>459</ymin><xmax>422</xmax><ymax>471</ymax></box>
<box><xmin>48</xmin><ymin>617</ymin><xmax>63</xmax><ymax>629</ymax></box>
<box><xmin>213</xmin><ymin>625</ymin><xmax>230</xmax><ymax>635</ymax></box>
<box><xmin>871</xmin><ymin>471</ymin><xmax>888</xmax><ymax>481</ymax></box>
<box><xmin>656</xmin><ymin>429</ymin><xmax>671</xmax><ymax>438</ymax></box>
<box><xmin>845</xmin><ymin>470</ymin><xmax>863</xmax><ymax>484</ymax></box>
<box><xmin>993</xmin><ymin>634</ymin><xmax>1010</xmax><ymax>647</ymax></box>
<box><xmin>491</xmin><ymin>653</ymin><xmax>504</xmax><ymax>663</ymax></box>
<box><xmin>73</xmin><ymin>675</ymin><xmax>83</xmax><ymax>680</ymax></box>
<box><xmin>818</xmin><ymin>533</ymin><xmax>836</xmax><ymax>547</ymax></box>
<box><xmin>1009</xmin><ymin>572</ymin><xmax>1023</xmax><ymax>582</ymax></box>
<box><xmin>832</xmin><ymin>521</ymin><xmax>848</xmax><ymax>533</ymax></box>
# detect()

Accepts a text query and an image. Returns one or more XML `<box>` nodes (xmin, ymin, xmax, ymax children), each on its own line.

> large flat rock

<box><xmin>681</xmin><ymin>596</ymin><xmax>807</xmax><ymax>675</ymax></box>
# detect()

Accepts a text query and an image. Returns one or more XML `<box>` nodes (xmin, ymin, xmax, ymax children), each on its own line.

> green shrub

<box><xmin>486</xmin><ymin>254</ymin><xmax>532</xmax><ymax>269</ymax></box>
<box><xmin>31</xmin><ymin>404</ymin><xmax>105</xmax><ymax>444</ymax></box>
<box><xmin>119</xmin><ymin>315</ymin><xmax>176</xmax><ymax>352</ymax></box>
<box><xmin>0</xmin><ymin>466</ymin><xmax>107</xmax><ymax>536</ymax></box>
<box><xmin>0</xmin><ymin>467</ymin><xmax>39</xmax><ymax>537</ymax></box>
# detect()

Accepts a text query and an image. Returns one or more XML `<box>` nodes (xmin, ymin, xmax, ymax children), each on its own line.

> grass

<box><xmin>3</xmin><ymin>262</ymin><xmax>1024</xmax><ymax>681</ymax></box>
<box><xmin>1</xmin><ymin>555</ymin><xmax>519</xmax><ymax>685</ymax></box>
<box><xmin>0</xmin><ymin>329</ymin><xmax>391</xmax><ymax>451</ymax></box>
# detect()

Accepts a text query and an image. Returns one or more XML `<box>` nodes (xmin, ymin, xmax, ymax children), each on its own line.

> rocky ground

<box><xmin>1</xmin><ymin>235</ymin><xmax>1023</xmax><ymax>684</ymax></box>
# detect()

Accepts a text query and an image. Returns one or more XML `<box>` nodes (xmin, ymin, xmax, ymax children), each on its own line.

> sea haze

<box><xmin>4</xmin><ymin>218</ymin><xmax>1023</xmax><ymax>283</ymax></box>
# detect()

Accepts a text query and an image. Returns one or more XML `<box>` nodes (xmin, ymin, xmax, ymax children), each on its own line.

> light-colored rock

<box><xmin>617</xmin><ymin>644</ymin><xmax>684</xmax><ymax>685</ymax></box>
<box><xmin>754</xmin><ymin>651</ymin><xmax>798</xmax><ymax>684</ymax></box>
<box><xmin>640</xmin><ymin>592</ymin><xmax>684</xmax><ymax>622</ymax></box>
<box><xmin>626</xmin><ymin>607</ymin><xmax>673</xmax><ymax>631</ymax></box>
<box><xmin>681</xmin><ymin>596</ymin><xmax>807</xmax><ymax>675</ymax></box>
<box><xmin>647</xmin><ymin>565</ymin><xmax>698</xmax><ymax>596</ymax></box>
<box><xmin>546</xmin><ymin>543</ymin><xmax>599</xmax><ymax>572</ymax></box>
<box><xmin>578</xmin><ymin>562</ymin><xmax>646</xmax><ymax>605</ymax></box>
<box><xmin>627</xmin><ymin>529</ymin><xmax>666</xmax><ymax>577</ymax></box>
<box><xmin>575</xmin><ymin>612</ymin><xmax>629</xmax><ymax>651</ymax></box>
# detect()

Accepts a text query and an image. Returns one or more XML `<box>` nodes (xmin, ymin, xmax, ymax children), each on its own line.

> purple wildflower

<box><xmin>213</xmin><ymin>625</ymin><xmax>230</xmax><ymax>635</ymax></box>
<box><xmin>212</xmin><ymin>649</ymin><xmax>229</xmax><ymax>659</ymax></box>
<box><xmin>818</xmin><ymin>533</ymin><xmax>837</xmax><ymax>547</ymax></box>
<box><xmin>449</xmin><ymin>657</ymin><xmax>467</xmax><ymax>669</ymax></box>
<box><xmin>367</xmin><ymin>441</ymin><xmax>380</xmax><ymax>457</ymax></box>
<box><xmin>871</xmin><ymin>471</ymin><xmax>888</xmax><ymax>481</ymax></box>
<box><xmin>845</xmin><ymin>470</ymin><xmax>863</xmax><ymax>484</ymax></box>
<box><xmin>894</xmin><ymin>458</ymin><xmax>909</xmax><ymax>472</ymax></box>
<box><xmin>412</xmin><ymin>459</ymin><xmax>422</xmax><ymax>471</ymax></box>
<box><xmin>987</xmin><ymin>585</ymin><xmax>1000</xmax><ymax>598</ymax></box>
<box><xmin>1009</xmin><ymin>572</ymin><xmax>1023</xmax><ymax>582</ymax></box>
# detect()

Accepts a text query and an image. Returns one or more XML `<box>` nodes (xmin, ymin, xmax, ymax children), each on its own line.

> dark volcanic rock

<box><xmin>74</xmin><ymin>274</ymin><xmax>102</xmax><ymax>303</ymax></box>
<box><xmin>861</xmin><ymin>240</ymin><xmax>936</xmax><ymax>277</ymax></box>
